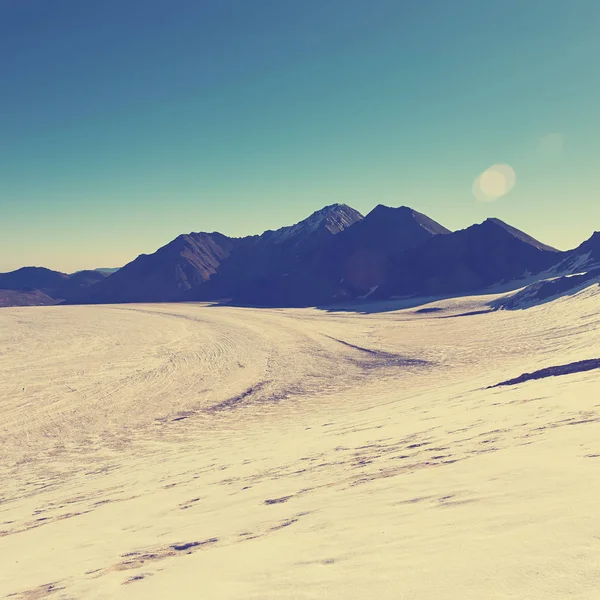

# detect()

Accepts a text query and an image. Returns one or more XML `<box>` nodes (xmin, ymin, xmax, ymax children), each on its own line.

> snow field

<box><xmin>1</xmin><ymin>285</ymin><xmax>599</xmax><ymax>598</ymax></box>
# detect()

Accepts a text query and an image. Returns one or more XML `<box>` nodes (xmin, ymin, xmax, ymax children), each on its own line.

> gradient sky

<box><xmin>1</xmin><ymin>0</ymin><xmax>599</xmax><ymax>272</ymax></box>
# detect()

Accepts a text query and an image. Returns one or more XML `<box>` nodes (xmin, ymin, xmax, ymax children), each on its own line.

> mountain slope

<box><xmin>484</xmin><ymin>218</ymin><xmax>558</xmax><ymax>252</ymax></box>
<box><xmin>327</xmin><ymin>205</ymin><xmax>452</xmax><ymax>293</ymax></box>
<box><xmin>0</xmin><ymin>289</ymin><xmax>57</xmax><ymax>307</ymax></box>
<box><xmin>375</xmin><ymin>218</ymin><xmax>564</xmax><ymax>299</ymax></box>
<box><xmin>79</xmin><ymin>232</ymin><xmax>241</xmax><ymax>304</ymax></box>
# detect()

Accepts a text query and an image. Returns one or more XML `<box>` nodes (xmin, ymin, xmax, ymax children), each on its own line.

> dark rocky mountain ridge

<box><xmin>226</xmin><ymin>205</ymin><xmax>453</xmax><ymax>306</ymax></box>
<box><xmin>1</xmin><ymin>205</ymin><xmax>592</xmax><ymax>308</ymax></box>
<box><xmin>372</xmin><ymin>217</ymin><xmax>564</xmax><ymax>300</ymax></box>
<box><xmin>79</xmin><ymin>232</ymin><xmax>242</xmax><ymax>304</ymax></box>
<box><xmin>186</xmin><ymin>204</ymin><xmax>364</xmax><ymax>304</ymax></box>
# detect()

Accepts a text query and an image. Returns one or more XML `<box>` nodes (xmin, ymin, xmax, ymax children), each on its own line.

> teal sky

<box><xmin>1</xmin><ymin>0</ymin><xmax>599</xmax><ymax>272</ymax></box>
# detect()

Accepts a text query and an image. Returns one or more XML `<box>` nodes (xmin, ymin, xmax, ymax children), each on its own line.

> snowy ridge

<box><xmin>551</xmin><ymin>231</ymin><xmax>600</xmax><ymax>275</ymax></box>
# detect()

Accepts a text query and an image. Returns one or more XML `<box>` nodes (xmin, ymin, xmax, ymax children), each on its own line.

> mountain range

<box><xmin>1</xmin><ymin>203</ymin><xmax>598</xmax><ymax>308</ymax></box>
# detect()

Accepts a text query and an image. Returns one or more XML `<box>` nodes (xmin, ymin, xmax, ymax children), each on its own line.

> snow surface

<box><xmin>552</xmin><ymin>250</ymin><xmax>594</xmax><ymax>275</ymax></box>
<box><xmin>1</xmin><ymin>286</ymin><xmax>600</xmax><ymax>599</ymax></box>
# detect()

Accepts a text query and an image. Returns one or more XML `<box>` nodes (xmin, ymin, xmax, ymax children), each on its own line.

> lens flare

<box><xmin>473</xmin><ymin>164</ymin><xmax>516</xmax><ymax>202</ymax></box>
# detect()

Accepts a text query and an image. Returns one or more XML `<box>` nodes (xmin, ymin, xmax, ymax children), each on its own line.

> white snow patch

<box><xmin>357</xmin><ymin>286</ymin><xmax>378</xmax><ymax>299</ymax></box>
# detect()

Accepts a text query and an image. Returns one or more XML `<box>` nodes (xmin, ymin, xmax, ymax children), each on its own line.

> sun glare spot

<box><xmin>473</xmin><ymin>163</ymin><xmax>516</xmax><ymax>202</ymax></box>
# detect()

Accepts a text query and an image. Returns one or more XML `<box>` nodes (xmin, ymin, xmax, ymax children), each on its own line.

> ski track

<box><xmin>1</xmin><ymin>285</ymin><xmax>600</xmax><ymax>599</ymax></box>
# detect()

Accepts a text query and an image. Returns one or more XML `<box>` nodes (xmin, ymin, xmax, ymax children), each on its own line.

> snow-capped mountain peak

<box><xmin>266</xmin><ymin>203</ymin><xmax>363</xmax><ymax>244</ymax></box>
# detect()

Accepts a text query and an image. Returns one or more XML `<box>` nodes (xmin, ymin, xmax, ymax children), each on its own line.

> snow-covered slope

<box><xmin>493</xmin><ymin>268</ymin><xmax>600</xmax><ymax>310</ymax></box>
<box><xmin>552</xmin><ymin>231</ymin><xmax>600</xmax><ymax>275</ymax></box>
<box><xmin>1</xmin><ymin>285</ymin><xmax>600</xmax><ymax>598</ymax></box>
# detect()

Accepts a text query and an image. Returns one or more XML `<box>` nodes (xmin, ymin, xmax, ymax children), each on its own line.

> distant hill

<box><xmin>0</xmin><ymin>267</ymin><xmax>69</xmax><ymax>292</ymax></box>
<box><xmin>94</xmin><ymin>267</ymin><xmax>121</xmax><ymax>274</ymax></box>
<box><xmin>0</xmin><ymin>267</ymin><xmax>107</xmax><ymax>306</ymax></box>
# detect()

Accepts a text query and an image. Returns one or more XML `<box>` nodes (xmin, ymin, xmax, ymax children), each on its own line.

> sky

<box><xmin>1</xmin><ymin>0</ymin><xmax>599</xmax><ymax>272</ymax></box>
